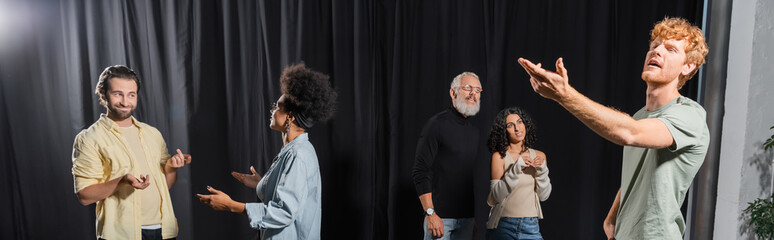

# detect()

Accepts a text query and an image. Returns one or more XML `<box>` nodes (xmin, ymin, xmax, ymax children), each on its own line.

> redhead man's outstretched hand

<box><xmin>517</xmin><ymin>57</ymin><xmax>574</xmax><ymax>102</ymax></box>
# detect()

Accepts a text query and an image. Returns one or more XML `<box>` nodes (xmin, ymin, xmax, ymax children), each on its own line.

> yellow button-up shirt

<box><xmin>72</xmin><ymin>114</ymin><xmax>177</xmax><ymax>240</ymax></box>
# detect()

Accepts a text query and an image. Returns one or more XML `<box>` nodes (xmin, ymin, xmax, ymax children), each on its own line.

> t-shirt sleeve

<box><xmin>657</xmin><ymin>105</ymin><xmax>706</xmax><ymax>152</ymax></box>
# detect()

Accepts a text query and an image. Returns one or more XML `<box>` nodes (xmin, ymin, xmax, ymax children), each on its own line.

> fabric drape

<box><xmin>0</xmin><ymin>0</ymin><xmax>703</xmax><ymax>239</ymax></box>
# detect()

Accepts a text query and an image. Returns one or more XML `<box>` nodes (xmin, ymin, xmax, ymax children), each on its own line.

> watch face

<box><xmin>426</xmin><ymin>208</ymin><xmax>434</xmax><ymax>215</ymax></box>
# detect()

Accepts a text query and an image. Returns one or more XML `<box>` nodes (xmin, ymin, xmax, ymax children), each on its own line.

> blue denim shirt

<box><xmin>245</xmin><ymin>133</ymin><xmax>321</xmax><ymax>240</ymax></box>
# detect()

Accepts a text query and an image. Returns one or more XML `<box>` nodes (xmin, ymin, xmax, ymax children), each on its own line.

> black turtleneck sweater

<box><xmin>412</xmin><ymin>106</ymin><xmax>480</xmax><ymax>218</ymax></box>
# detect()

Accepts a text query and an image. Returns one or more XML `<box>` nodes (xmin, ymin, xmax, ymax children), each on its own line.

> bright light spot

<box><xmin>0</xmin><ymin>2</ymin><xmax>9</xmax><ymax>42</ymax></box>
<box><xmin>0</xmin><ymin>1</ymin><xmax>31</xmax><ymax>55</ymax></box>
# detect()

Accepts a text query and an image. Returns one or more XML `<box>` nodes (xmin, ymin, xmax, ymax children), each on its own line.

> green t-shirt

<box><xmin>615</xmin><ymin>96</ymin><xmax>710</xmax><ymax>239</ymax></box>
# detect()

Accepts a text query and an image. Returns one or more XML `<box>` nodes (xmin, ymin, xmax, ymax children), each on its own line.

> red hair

<box><xmin>650</xmin><ymin>17</ymin><xmax>709</xmax><ymax>88</ymax></box>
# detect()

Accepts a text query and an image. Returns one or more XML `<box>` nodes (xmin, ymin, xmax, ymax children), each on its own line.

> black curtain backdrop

<box><xmin>0</xmin><ymin>0</ymin><xmax>704</xmax><ymax>239</ymax></box>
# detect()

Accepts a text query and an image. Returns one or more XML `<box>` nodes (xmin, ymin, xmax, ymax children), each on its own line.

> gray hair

<box><xmin>450</xmin><ymin>72</ymin><xmax>480</xmax><ymax>89</ymax></box>
<box><xmin>449</xmin><ymin>71</ymin><xmax>481</xmax><ymax>117</ymax></box>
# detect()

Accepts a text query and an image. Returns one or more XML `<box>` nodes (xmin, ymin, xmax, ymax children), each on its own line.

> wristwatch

<box><xmin>424</xmin><ymin>208</ymin><xmax>435</xmax><ymax>216</ymax></box>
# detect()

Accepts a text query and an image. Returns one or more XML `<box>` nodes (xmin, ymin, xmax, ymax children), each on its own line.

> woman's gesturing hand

<box><xmin>232</xmin><ymin>166</ymin><xmax>262</xmax><ymax>189</ymax></box>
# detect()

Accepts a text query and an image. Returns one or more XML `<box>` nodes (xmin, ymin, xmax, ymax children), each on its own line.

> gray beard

<box><xmin>454</xmin><ymin>96</ymin><xmax>480</xmax><ymax>117</ymax></box>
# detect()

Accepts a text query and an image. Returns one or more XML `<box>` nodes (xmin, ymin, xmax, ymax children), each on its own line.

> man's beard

<box><xmin>108</xmin><ymin>103</ymin><xmax>135</xmax><ymax>120</ymax></box>
<box><xmin>453</xmin><ymin>94</ymin><xmax>480</xmax><ymax>117</ymax></box>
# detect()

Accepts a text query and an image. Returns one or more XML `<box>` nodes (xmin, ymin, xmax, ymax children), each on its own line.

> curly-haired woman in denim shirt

<box><xmin>197</xmin><ymin>63</ymin><xmax>336</xmax><ymax>240</ymax></box>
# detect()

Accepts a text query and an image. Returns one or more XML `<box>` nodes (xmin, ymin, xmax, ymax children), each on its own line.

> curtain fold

<box><xmin>0</xmin><ymin>0</ymin><xmax>703</xmax><ymax>239</ymax></box>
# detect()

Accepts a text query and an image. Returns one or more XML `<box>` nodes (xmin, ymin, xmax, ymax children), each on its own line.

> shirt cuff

<box><xmin>535</xmin><ymin>164</ymin><xmax>548</xmax><ymax>175</ymax></box>
<box><xmin>414</xmin><ymin>182</ymin><xmax>432</xmax><ymax>196</ymax></box>
<box><xmin>73</xmin><ymin>177</ymin><xmax>99</xmax><ymax>193</ymax></box>
<box><xmin>245</xmin><ymin>202</ymin><xmax>266</xmax><ymax>229</ymax></box>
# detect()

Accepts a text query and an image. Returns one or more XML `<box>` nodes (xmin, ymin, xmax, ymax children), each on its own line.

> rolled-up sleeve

<box><xmin>246</xmin><ymin>157</ymin><xmax>309</xmax><ymax>229</ymax></box>
<box><xmin>154</xmin><ymin>130</ymin><xmax>171</xmax><ymax>166</ymax></box>
<box><xmin>72</xmin><ymin>133</ymin><xmax>103</xmax><ymax>193</ymax></box>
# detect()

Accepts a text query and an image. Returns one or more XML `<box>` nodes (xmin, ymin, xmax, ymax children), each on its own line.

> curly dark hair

<box><xmin>487</xmin><ymin>107</ymin><xmax>537</xmax><ymax>158</ymax></box>
<box><xmin>95</xmin><ymin>65</ymin><xmax>140</xmax><ymax>107</ymax></box>
<box><xmin>280</xmin><ymin>63</ymin><xmax>337</xmax><ymax>127</ymax></box>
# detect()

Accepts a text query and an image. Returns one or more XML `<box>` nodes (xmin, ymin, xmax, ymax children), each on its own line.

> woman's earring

<box><xmin>284</xmin><ymin>117</ymin><xmax>290</xmax><ymax>133</ymax></box>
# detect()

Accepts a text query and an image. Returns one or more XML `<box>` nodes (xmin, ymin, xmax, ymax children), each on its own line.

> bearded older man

<box><xmin>412</xmin><ymin>72</ymin><xmax>483</xmax><ymax>240</ymax></box>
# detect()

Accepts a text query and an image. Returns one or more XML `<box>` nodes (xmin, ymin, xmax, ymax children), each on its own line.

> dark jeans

<box><xmin>486</xmin><ymin>217</ymin><xmax>543</xmax><ymax>240</ymax></box>
<box><xmin>99</xmin><ymin>229</ymin><xmax>176</xmax><ymax>240</ymax></box>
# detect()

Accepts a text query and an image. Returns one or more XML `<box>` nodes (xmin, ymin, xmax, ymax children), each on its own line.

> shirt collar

<box><xmin>644</xmin><ymin>96</ymin><xmax>681</xmax><ymax>114</ymax></box>
<box><xmin>280</xmin><ymin>133</ymin><xmax>309</xmax><ymax>154</ymax></box>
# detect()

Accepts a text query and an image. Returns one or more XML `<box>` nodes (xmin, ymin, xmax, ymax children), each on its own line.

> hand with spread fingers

<box><xmin>517</xmin><ymin>57</ymin><xmax>573</xmax><ymax>102</ymax></box>
<box><xmin>232</xmin><ymin>166</ymin><xmax>262</xmax><ymax>189</ymax></box>
<box><xmin>123</xmin><ymin>173</ymin><xmax>151</xmax><ymax>189</ymax></box>
<box><xmin>196</xmin><ymin>186</ymin><xmax>245</xmax><ymax>214</ymax></box>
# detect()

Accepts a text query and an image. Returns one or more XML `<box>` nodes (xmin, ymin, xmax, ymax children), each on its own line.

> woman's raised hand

<box><xmin>232</xmin><ymin>166</ymin><xmax>262</xmax><ymax>189</ymax></box>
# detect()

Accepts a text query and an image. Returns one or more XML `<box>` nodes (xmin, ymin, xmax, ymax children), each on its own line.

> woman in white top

<box><xmin>486</xmin><ymin>107</ymin><xmax>552</xmax><ymax>240</ymax></box>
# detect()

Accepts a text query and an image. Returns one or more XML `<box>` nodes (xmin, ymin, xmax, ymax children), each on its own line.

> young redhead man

<box><xmin>517</xmin><ymin>17</ymin><xmax>709</xmax><ymax>240</ymax></box>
